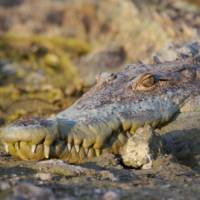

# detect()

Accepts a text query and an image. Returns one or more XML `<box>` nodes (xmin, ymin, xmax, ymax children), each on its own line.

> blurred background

<box><xmin>0</xmin><ymin>0</ymin><xmax>200</xmax><ymax>126</ymax></box>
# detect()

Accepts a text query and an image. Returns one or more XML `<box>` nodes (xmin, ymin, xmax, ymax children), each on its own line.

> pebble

<box><xmin>13</xmin><ymin>182</ymin><xmax>55</xmax><ymax>200</ymax></box>
<box><xmin>35</xmin><ymin>173</ymin><xmax>52</xmax><ymax>181</ymax></box>
<box><xmin>102</xmin><ymin>191</ymin><xmax>119</xmax><ymax>200</ymax></box>
<box><xmin>0</xmin><ymin>182</ymin><xmax>10</xmax><ymax>190</ymax></box>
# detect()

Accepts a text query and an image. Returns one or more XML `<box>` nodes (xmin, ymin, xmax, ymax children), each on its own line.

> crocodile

<box><xmin>1</xmin><ymin>43</ymin><xmax>200</xmax><ymax>164</ymax></box>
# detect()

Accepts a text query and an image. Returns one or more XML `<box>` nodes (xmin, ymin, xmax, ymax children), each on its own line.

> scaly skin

<box><xmin>1</xmin><ymin>43</ymin><xmax>200</xmax><ymax>163</ymax></box>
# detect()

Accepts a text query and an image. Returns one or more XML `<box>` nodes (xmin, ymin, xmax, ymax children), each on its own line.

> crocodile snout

<box><xmin>0</xmin><ymin>114</ymin><xmax>164</xmax><ymax>163</ymax></box>
<box><xmin>0</xmin><ymin>118</ymin><xmax>58</xmax><ymax>160</ymax></box>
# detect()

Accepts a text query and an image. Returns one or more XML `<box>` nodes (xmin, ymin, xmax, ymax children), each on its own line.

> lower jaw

<box><xmin>5</xmin><ymin>132</ymin><xmax>129</xmax><ymax>163</ymax></box>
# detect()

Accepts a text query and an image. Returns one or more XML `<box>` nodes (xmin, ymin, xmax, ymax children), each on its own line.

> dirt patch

<box><xmin>1</xmin><ymin>152</ymin><xmax>200</xmax><ymax>199</ymax></box>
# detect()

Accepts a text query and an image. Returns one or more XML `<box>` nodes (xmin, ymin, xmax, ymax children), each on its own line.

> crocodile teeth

<box><xmin>131</xmin><ymin>121</ymin><xmax>143</xmax><ymax>134</ymax></box>
<box><xmin>121</xmin><ymin>119</ymin><xmax>132</xmax><ymax>131</ymax></box>
<box><xmin>84</xmin><ymin>147</ymin><xmax>89</xmax><ymax>155</ymax></box>
<box><xmin>87</xmin><ymin>148</ymin><xmax>95</xmax><ymax>158</ymax></box>
<box><xmin>95</xmin><ymin>149</ymin><xmax>101</xmax><ymax>157</ymax></box>
<box><xmin>15</xmin><ymin>142</ymin><xmax>20</xmax><ymax>151</ymax></box>
<box><xmin>127</xmin><ymin>132</ymin><xmax>131</xmax><ymax>138</ymax></box>
<box><xmin>44</xmin><ymin>145</ymin><xmax>50</xmax><ymax>158</ymax></box>
<box><xmin>31</xmin><ymin>144</ymin><xmax>36</xmax><ymax>153</ymax></box>
<box><xmin>75</xmin><ymin>144</ymin><xmax>80</xmax><ymax>153</ymax></box>
<box><xmin>67</xmin><ymin>143</ymin><xmax>72</xmax><ymax>151</ymax></box>
<box><xmin>4</xmin><ymin>143</ymin><xmax>9</xmax><ymax>153</ymax></box>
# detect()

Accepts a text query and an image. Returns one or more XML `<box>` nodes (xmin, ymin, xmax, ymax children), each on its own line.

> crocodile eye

<box><xmin>134</xmin><ymin>73</ymin><xmax>157</xmax><ymax>91</ymax></box>
<box><xmin>140</xmin><ymin>74</ymin><xmax>156</xmax><ymax>87</ymax></box>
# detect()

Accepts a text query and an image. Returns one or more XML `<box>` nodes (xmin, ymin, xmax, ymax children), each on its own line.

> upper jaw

<box><xmin>0</xmin><ymin>105</ymin><xmax>177</xmax><ymax>159</ymax></box>
<box><xmin>0</xmin><ymin>94</ymin><xmax>181</xmax><ymax>161</ymax></box>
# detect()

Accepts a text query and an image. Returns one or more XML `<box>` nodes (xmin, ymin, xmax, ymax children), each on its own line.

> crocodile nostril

<box><xmin>96</xmin><ymin>72</ymin><xmax>117</xmax><ymax>84</ymax></box>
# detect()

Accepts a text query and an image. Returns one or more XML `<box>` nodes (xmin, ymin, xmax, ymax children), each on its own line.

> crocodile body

<box><xmin>1</xmin><ymin>43</ymin><xmax>200</xmax><ymax>163</ymax></box>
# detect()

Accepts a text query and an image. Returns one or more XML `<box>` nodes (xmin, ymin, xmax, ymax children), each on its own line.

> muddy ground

<box><xmin>1</xmin><ymin>0</ymin><xmax>200</xmax><ymax>199</ymax></box>
<box><xmin>1</xmin><ymin>152</ymin><xmax>200</xmax><ymax>200</ymax></box>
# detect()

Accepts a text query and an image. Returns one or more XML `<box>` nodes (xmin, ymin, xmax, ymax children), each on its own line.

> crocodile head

<box><xmin>1</xmin><ymin>51</ymin><xmax>200</xmax><ymax>163</ymax></box>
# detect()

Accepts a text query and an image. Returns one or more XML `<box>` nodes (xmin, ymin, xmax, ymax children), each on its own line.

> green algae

<box><xmin>0</xmin><ymin>33</ymin><xmax>90</xmax><ymax>57</ymax></box>
<box><xmin>0</xmin><ymin>33</ymin><xmax>90</xmax><ymax>124</ymax></box>
<box><xmin>0</xmin><ymin>32</ymin><xmax>91</xmax><ymax>87</ymax></box>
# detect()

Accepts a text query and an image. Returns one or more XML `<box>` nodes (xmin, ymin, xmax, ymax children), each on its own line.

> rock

<box><xmin>0</xmin><ymin>60</ymin><xmax>17</xmax><ymax>84</ymax></box>
<box><xmin>98</xmin><ymin>171</ymin><xmax>118</xmax><ymax>182</ymax></box>
<box><xmin>36</xmin><ymin>160</ymin><xmax>96</xmax><ymax>176</ymax></box>
<box><xmin>102</xmin><ymin>191</ymin><xmax>120</xmax><ymax>200</ymax></box>
<box><xmin>91</xmin><ymin>153</ymin><xmax>121</xmax><ymax>168</ymax></box>
<box><xmin>35</xmin><ymin>173</ymin><xmax>52</xmax><ymax>181</ymax></box>
<box><xmin>0</xmin><ymin>181</ymin><xmax>10</xmax><ymax>190</ymax></box>
<box><xmin>153</xmin><ymin>42</ymin><xmax>200</xmax><ymax>62</ymax></box>
<box><xmin>77</xmin><ymin>45</ymin><xmax>126</xmax><ymax>86</ymax></box>
<box><xmin>121</xmin><ymin>125</ymin><xmax>162</xmax><ymax>169</ymax></box>
<box><xmin>44</xmin><ymin>53</ymin><xmax>60</xmax><ymax>68</ymax></box>
<box><xmin>13</xmin><ymin>182</ymin><xmax>55</xmax><ymax>200</ymax></box>
<box><xmin>36</xmin><ymin>159</ymin><xmax>119</xmax><ymax>181</ymax></box>
<box><xmin>0</xmin><ymin>0</ymin><xmax>23</xmax><ymax>8</ymax></box>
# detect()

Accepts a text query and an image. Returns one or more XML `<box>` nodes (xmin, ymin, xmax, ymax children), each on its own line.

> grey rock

<box><xmin>13</xmin><ymin>182</ymin><xmax>55</xmax><ymax>200</ymax></box>
<box><xmin>121</xmin><ymin>125</ymin><xmax>162</xmax><ymax>169</ymax></box>
<box><xmin>102</xmin><ymin>191</ymin><xmax>120</xmax><ymax>200</ymax></box>
<box><xmin>153</xmin><ymin>41</ymin><xmax>200</xmax><ymax>62</ymax></box>
<box><xmin>77</xmin><ymin>45</ymin><xmax>126</xmax><ymax>86</ymax></box>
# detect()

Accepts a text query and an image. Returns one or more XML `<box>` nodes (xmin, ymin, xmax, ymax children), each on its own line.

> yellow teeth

<box><xmin>31</xmin><ymin>144</ymin><xmax>36</xmax><ymax>153</ymax></box>
<box><xmin>121</xmin><ymin>118</ymin><xmax>132</xmax><ymax>131</ymax></box>
<box><xmin>107</xmin><ymin>118</ymin><xmax>120</xmax><ymax>130</ymax></box>
<box><xmin>95</xmin><ymin>149</ymin><xmax>101</xmax><ymax>157</ymax></box>
<box><xmin>151</xmin><ymin>119</ymin><xmax>160</xmax><ymax>128</ymax></box>
<box><xmin>44</xmin><ymin>145</ymin><xmax>50</xmax><ymax>159</ymax></box>
<box><xmin>117</xmin><ymin>133</ymin><xmax>127</xmax><ymax>145</ymax></box>
<box><xmin>15</xmin><ymin>142</ymin><xmax>20</xmax><ymax>151</ymax></box>
<box><xmin>4</xmin><ymin>143</ymin><xmax>9</xmax><ymax>153</ymax></box>
<box><xmin>75</xmin><ymin>144</ymin><xmax>80</xmax><ymax>153</ymax></box>
<box><xmin>67</xmin><ymin>143</ymin><xmax>72</xmax><ymax>151</ymax></box>
<box><xmin>79</xmin><ymin>147</ymin><xmax>86</xmax><ymax>160</ymax></box>
<box><xmin>126</xmin><ymin>132</ymin><xmax>131</xmax><ymax>138</ymax></box>
<box><xmin>84</xmin><ymin>147</ymin><xmax>89</xmax><ymax>155</ymax></box>
<box><xmin>130</xmin><ymin>121</ymin><xmax>142</xmax><ymax>134</ymax></box>
<box><xmin>82</xmin><ymin>138</ymin><xmax>94</xmax><ymax>149</ymax></box>
<box><xmin>87</xmin><ymin>148</ymin><xmax>95</xmax><ymax>158</ymax></box>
